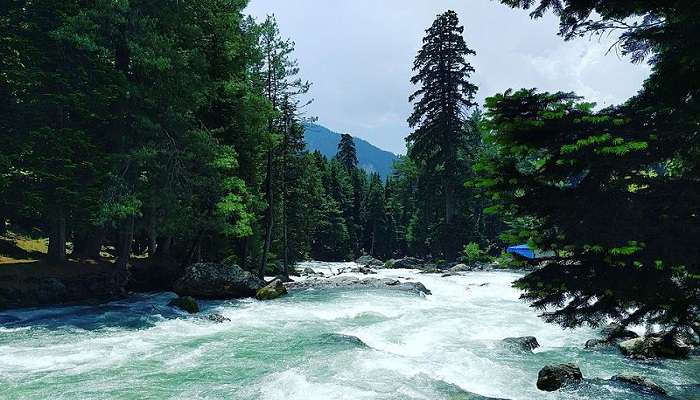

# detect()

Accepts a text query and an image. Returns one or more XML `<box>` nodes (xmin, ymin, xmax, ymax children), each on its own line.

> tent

<box><xmin>506</xmin><ymin>244</ymin><xmax>536</xmax><ymax>259</ymax></box>
<box><xmin>507</xmin><ymin>244</ymin><xmax>556</xmax><ymax>260</ymax></box>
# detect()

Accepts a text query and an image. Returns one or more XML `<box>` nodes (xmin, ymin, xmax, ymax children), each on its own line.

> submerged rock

<box><xmin>320</xmin><ymin>333</ymin><xmax>369</xmax><ymax>348</ymax></box>
<box><xmin>285</xmin><ymin>276</ymin><xmax>431</xmax><ymax>295</ymax></box>
<box><xmin>610</xmin><ymin>374</ymin><xmax>667</xmax><ymax>395</ymax></box>
<box><xmin>255</xmin><ymin>278</ymin><xmax>287</xmax><ymax>301</ymax></box>
<box><xmin>584</xmin><ymin>338</ymin><xmax>610</xmax><ymax>349</ymax></box>
<box><xmin>168</xmin><ymin>296</ymin><xmax>199</xmax><ymax>314</ymax></box>
<box><xmin>502</xmin><ymin>336</ymin><xmax>540</xmax><ymax>352</ymax></box>
<box><xmin>355</xmin><ymin>255</ymin><xmax>384</xmax><ymax>267</ymax></box>
<box><xmin>536</xmin><ymin>363</ymin><xmax>583</xmax><ymax>391</ymax></box>
<box><xmin>173</xmin><ymin>262</ymin><xmax>264</xmax><ymax>299</ymax></box>
<box><xmin>206</xmin><ymin>313</ymin><xmax>231</xmax><ymax>323</ymax></box>
<box><xmin>618</xmin><ymin>335</ymin><xmax>691</xmax><ymax>359</ymax></box>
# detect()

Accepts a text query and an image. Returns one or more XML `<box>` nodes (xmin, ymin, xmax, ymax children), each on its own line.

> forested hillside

<box><xmin>0</xmin><ymin>1</ymin><xmax>499</xmax><ymax>282</ymax></box>
<box><xmin>303</xmin><ymin>123</ymin><xmax>399</xmax><ymax>179</ymax></box>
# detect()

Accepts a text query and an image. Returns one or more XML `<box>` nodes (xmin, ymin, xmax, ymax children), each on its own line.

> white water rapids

<box><xmin>0</xmin><ymin>261</ymin><xmax>697</xmax><ymax>399</ymax></box>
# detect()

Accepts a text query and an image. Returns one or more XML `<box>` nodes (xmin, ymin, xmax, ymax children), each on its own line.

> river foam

<box><xmin>0</xmin><ymin>262</ymin><xmax>697</xmax><ymax>399</ymax></box>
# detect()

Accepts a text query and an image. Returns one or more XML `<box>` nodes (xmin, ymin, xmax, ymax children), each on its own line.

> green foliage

<box><xmin>462</xmin><ymin>242</ymin><xmax>486</xmax><ymax>264</ymax></box>
<box><xmin>484</xmin><ymin>1</ymin><xmax>700</xmax><ymax>336</ymax></box>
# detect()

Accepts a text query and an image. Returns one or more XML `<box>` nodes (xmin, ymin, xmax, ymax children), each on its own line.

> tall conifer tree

<box><xmin>407</xmin><ymin>10</ymin><xmax>477</xmax><ymax>259</ymax></box>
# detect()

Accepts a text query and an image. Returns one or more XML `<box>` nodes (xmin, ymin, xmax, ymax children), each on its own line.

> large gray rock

<box><xmin>584</xmin><ymin>323</ymin><xmax>640</xmax><ymax>350</ymax></box>
<box><xmin>536</xmin><ymin>363</ymin><xmax>583</xmax><ymax>391</ymax></box>
<box><xmin>173</xmin><ymin>262</ymin><xmax>264</xmax><ymax>299</ymax></box>
<box><xmin>611</xmin><ymin>374</ymin><xmax>667</xmax><ymax>395</ymax></box>
<box><xmin>392</xmin><ymin>257</ymin><xmax>425</xmax><ymax>269</ymax></box>
<box><xmin>448</xmin><ymin>263</ymin><xmax>471</xmax><ymax>272</ymax></box>
<box><xmin>300</xmin><ymin>267</ymin><xmax>324</xmax><ymax>277</ymax></box>
<box><xmin>255</xmin><ymin>278</ymin><xmax>287</xmax><ymax>300</ymax></box>
<box><xmin>355</xmin><ymin>255</ymin><xmax>384</xmax><ymax>267</ymax></box>
<box><xmin>503</xmin><ymin>336</ymin><xmax>540</xmax><ymax>352</ymax></box>
<box><xmin>285</xmin><ymin>276</ymin><xmax>431</xmax><ymax>295</ymax></box>
<box><xmin>618</xmin><ymin>335</ymin><xmax>691</xmax><ymax>359</ymax></box>
<box><xmin>600</xmin><ymin>323</ymin><xmax>639</xmax><ymax>341</ymax></box>
<box><xmin>351</xmin><ymin>266</ymin><xmax>377</xmax><ymax>274</ymax></box>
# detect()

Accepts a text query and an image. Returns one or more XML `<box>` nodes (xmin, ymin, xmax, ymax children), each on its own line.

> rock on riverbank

<box><xmin>173</xmin><ymin>262</ymin><xmax>265</xmax><ymax>299</ymax></box>
<box><xmin>285</xmin><ymin>276</ymin><xmax>431</xmax><ymax>295</ymax></box>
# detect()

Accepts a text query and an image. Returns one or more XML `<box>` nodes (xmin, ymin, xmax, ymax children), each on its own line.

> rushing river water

<box><xmin>0</xmin><ymin>262</ymin><xmax>697</xmax><ymax>400</ymax></box>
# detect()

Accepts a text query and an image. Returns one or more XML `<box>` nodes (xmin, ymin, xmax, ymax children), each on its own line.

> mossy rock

<box><xmin>255</xmin><ymin>279</ymin><xmax>287</xmax><ymax>301</ymax></box>
<box><xmin>169</xmin><ymin>296</ymin><xmax>199</xmax><ymax>314</ymax></box>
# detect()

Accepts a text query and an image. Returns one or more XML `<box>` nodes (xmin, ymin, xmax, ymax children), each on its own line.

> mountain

<box><xmin>303</xmin><ymin>123</ymin><xmax>399</xmax><ymax>179</ymax></box>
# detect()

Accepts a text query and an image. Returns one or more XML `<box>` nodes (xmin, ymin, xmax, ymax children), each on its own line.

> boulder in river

<box><xmin>300</xmin><ymin>267</ymin><xmax>324</xmax><ymax>277</ymax></box>
<box><xmin>584</xmin><ymin>338</ymin><xmax>610</xmax><ymax>349</ymax></box>
<box><xmin>173</xmin><ymin>262</ymin><xmax>265</xmax><ymax>299</ymax></box>
<box><xmin>618</xmin><ymin>335</ymin><xmax>691</xmax><ymax>359</ymax></box>
<box><xmin>320</xmin><ymin>333</ymin><xmax>369</xmax><ymax>348</ymax></box>
<box><xmin>536</xmin><ymin>363</ymin><xmax>583</xmax><ymax>391</ymax></box>
<box><xmin>355</xmin><ymin>255</ymin><xmax>384</xmax><ymax>267</ymax></box>
<box><xmin>584</xmin><ymin>323</ymin><xmax>640</xmax><ymax>350</ymax></box>
<box><xmin>285</xmin><ymin>276</ymin><xmax>431</xmax><ymax>295</ymax></box>
<box><xmin>392</xmin><ymin>257</ymin><xmax>425</xmax><ymax>269</ymax></box>
<box><xmin>600</xmin><ymin>323</ymin><xmax>639</xmax><ymax>342</ymax></box>
<box><xmin>206</xmin><ymin>313</ymin><xmax>231</xmax><ymax>323</ymax></box>
<box><xmin>448</xmin><ymin>263</ymin><xmax>471</xmax><ymax>272</ymax></box>
<box><xmin>255</xmin><ymin>278</ymin><xmax>287</xmax><ymax>300</ymax></box>
<box><xmin>503</xmin><ymin>336</ymin><xmax>540</xmax><ymax>352</ymax></box>
<box><xmin>610</xmin><ymin>374</ymin><xmax>667</xmax><ymax>395</ymax></box>
<box><xmin>168</xmin><ymin>296</ymin><xmax>199</xmax><ymax>314</ymax></box>
<box><xmin>351</xmin><ymin>266</ymin><xmax>377</xmax><ymax>275</ymax></box>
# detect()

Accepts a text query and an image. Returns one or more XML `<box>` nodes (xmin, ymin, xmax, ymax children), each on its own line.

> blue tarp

<box><xmin>507</xmin><ymin>244</ymin><xmax>536</xmax><ymax>259</ymax></box>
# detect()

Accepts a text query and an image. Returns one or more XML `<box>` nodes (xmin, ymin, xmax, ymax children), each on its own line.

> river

<box><xmin>0</xmin><ymin>261</ymin><xmax>697</xmax><ymax>399</ymax></box>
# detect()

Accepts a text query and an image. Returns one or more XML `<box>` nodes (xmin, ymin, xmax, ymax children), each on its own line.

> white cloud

<box><xmin>246</xmin><ymin>0</ymin><xmax>650</xmax><ymax>154</ymax></box>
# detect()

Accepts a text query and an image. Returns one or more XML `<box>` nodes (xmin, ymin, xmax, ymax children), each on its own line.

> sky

<box><xmin>245</xmin><ymin>0</ymin><xmax>651</xmax><ymax>155</ymax></box>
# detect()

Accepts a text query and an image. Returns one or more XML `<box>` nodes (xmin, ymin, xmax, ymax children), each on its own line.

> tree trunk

<box><xmin>157</xmin><ymin>236</ymin><xmax>172</xmax><ymax>257</ymax></box>
<box><xmin>48</xmin><ymin>205</ymin><xmax>67</xmax><ymax>262</ymax></box>
<box><xmin>148</xmin><ymin>208</ymin><xmax>157</xmax><ymax>258</ymax></box>
<box><xmin>0</xmin><ymin>211</ymin><xmax>7</xmax><ymax>236</ymax></box>
<box><xmin>282</xmin><ymin>209</ymin><xmax>288</xmax><ymax>277</ymax></box>
<box><xmin>282</xmin><ymin>141</ymin><xmax>289</xmax><ymax>277</ymax></box>
<box><xmin>115</xmin><ymin>216</ymin><xmax>134</xmax><ymax>272</ymax></box>
<box><xmin>258</xmin><ymin>149</ymin><xmax>274</xmax><ymax>279</ymax></box>
<box><xmin>84</xmin><ymin>227</ymin><xmax>105</xmax><ymax>260</ymax></box>
<box><xmin>194</xmin><ymin>241</ymin><xmax>202</xmax><ymax>263</ymax></box>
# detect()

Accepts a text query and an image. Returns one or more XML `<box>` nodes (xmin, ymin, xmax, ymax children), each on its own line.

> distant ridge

<box><xmin>303</xmin><ymin>123</ymin><xmax>399</xmax><ymax>179</ymax></box>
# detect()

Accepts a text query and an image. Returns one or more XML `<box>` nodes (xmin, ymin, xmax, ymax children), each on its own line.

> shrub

<box><xmin>462</xmin><ymin>242</ymin><xmax>486</xmax><ymax>264</ymax></box>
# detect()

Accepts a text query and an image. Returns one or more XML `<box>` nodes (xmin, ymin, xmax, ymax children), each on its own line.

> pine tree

<box><xmin>363</xmin><ymin>173</ymin><xmax>387</xmax><ymax>258</ymax></box>
<box><xmin>337</xmin><ymin>133</ymin><xmax>358</xmax><ymax>171</ymax></box>
<box><xmin>407</xmin><ymin>10</ymin><xmax>478</xmax><ymax>259</ymax></box>
<box><xmin>257</xmin><ymin>15</ymin><xmax>311</xmax><ymax>278</ymax></box>
<box><xmin>483</xmin><ymin>1</ymin><xmax>700</xmax><ymax>337</ymax></box>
